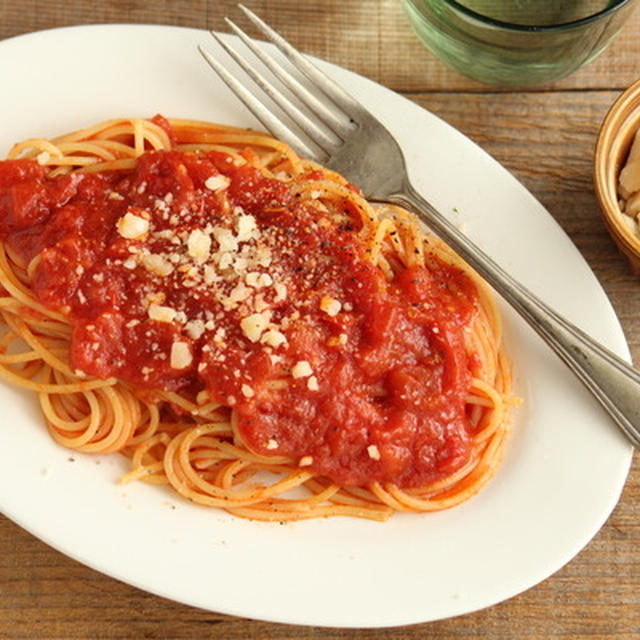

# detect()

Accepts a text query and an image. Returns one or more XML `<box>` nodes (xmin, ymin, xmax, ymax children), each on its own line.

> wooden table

<box><xmin>0</xmin><ymin>1</ymin><xmax>638</xmax><ymax>638</ymax></box>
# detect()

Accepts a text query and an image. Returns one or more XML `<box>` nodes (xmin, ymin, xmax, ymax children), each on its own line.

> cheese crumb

<box><xmin>212</xmin><ymin>226</ymin><xmax>238</xmax><ymax>253</ymax></box>
<box><xmin>141</xmin><ymin>253</ymin><xmax>173</xmax><ymax>278</ymax></box>
<box><xmin>307</xmin><ymin>376</ymin><xmax>319</xmax><ymax>391</ymax></box>
<box><xmin>261</xmin><ymin>329</ymin><xmax>287</xmax><ymax>348</ymax></box>
<box><xmin>245</xmin><ymin>272</ymin><xmax>261</xmax><ymax>288</ymax></box>
<box><xmin>185</xmin><ymin>319</ymin><xmax>205</xmax><ymax>340</ymax></box>
<box><xmin>328</xmin><ymin>332</ymin><xmax>348</xmax><ymax>347</ymax></box>
<box><xmin>170</xmin><ymin>342</ymin><xmax>192</xmax><ymax>369</ymax></box>
<box><xmin>299</xmin><ymin>455</ymin><xmax>313</xmax><ymax>467</ymax></box>
<box><xmin>320</xmin><ymin>296</ymin><xmax>341</xmax><ymax>317</ymax></box>
<box><xmin>148</xmin><ymin>304</ymin><xmax>177</xmax><ymax>323</ymax></box>
<box><xmin>236</xmin><ymin>214</ymin><xmax>257</xmax><ymax>241</ymax></box>
<box><xmin>240</xmin><ymin>312</ymin><xmax>271</xmax><ymax>343</ymax></box>
<box><xmin>203</xmin><ymin>264</ymin><xmax>218</xmax><ymax>284</ymax></box>
<box><xmin>254</xmin><ymin>293</ymin><xmax>269</xmax><ymax>313</ymax></box>
<box><xmin>241</xmin><ymin>384</ymin><xmax>255</xmax><ymax>398</ymax></box>
<box><xmin>256</xmin><ymin>246</ymin><xmax>272</xmax><ymax>268</ymax></box>
<box><xmin>117</xmin><ymin>212</ymin><xmax>149</xmax><ymax>239</ymax></box>
<box><xmin>204</xmin><ymin>174</ymin><xmax>231</xmax><ymax>191</ymax></box>
<box><xmin>273</xmin><ymin>282</ymin><xmax>287</xmax><ymax>302</ymax></box>
<box><xmin>187</xmin><ymin>229</ymin><xmax>212</xmax><ymax>263</ymax></box>
<box><xmin>226</xmin><ymin>282</ymin><xmax>252</xmax><ymax>308</ymax></box>
<box><xmin>266</xmin><ymin>439</ymin><xmax>278</xmax><ymax>450</ymax></box>
<box><xmin>146</xmin><ymin>291</ymin><xmax>166</xmax><ymax>305</ymax></box>
<box><xmin>367</xmin><ymin>444</ymin><xmax>381</xmax><ymax>461</ymax></box>
<box><xmin>291</xmin><ymin>360</ymin><xmax>313</xmax><ymax>378</ymax></box>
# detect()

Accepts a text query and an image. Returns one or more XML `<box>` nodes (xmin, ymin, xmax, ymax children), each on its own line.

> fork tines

<box><xmin>198</xmin><ymin>3</ymin><xmax>358</xmax><ymax>161</ymax></box>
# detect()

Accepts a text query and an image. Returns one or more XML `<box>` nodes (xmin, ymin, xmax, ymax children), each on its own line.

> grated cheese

<box><xmin>203</xmin><ymin>264</ymin><xmax>218</xmax><ymax>285</ymax></box>
<box><xmin>241</xmin><ymin>384</ymin><xmax>255</xmax><ymax>398</ymax></box>
<box><xmin>273</xmin><ymin>282</ymin><xmax>287</xmax><ymax>302</ymax></box>
<box><xmin>148</xmin><ymin>304</ymin><xmax>177</xmax><ymax>323</ymax></box>
<box><xmin>261</xmin><ymin>329</ymin><xmax>287</xmax><ymax>348</ymax></box>
<box><xmin>291</xmin><ymin>360</ymin><xmax>313</xmax><ymax>378</ymax></box>
<box><xmin>204</xmin><ymin>174</ymin><xmax>231</xmax><ymax>191</ymax></box>
<box><xmin>367</xmin><ymin>445</ymin><xmax>381</xmax><ymax>461</ymax></box>
<box><xmin>212</xmin><ymin>226</ymin><xmax>238</xmax><ymax>253</ymax></box>
<box><xmin>117</xmin><ymin>212</ymin><xmax>149</xmax><ymax>239</ymax></box>
<box><xmin>187</xmin><ymin>229</ymin><xmax>212</xmax><ymax>264</ymax></box>
<box><xmin>320</xmin><ymin>296</ymin><xmax>341</xmax><ymax>317</ymax></box>
<box><xmin>236</xmin><ymin>214</ymin><xmax>257</xmax><ymax>241</ymax></box>
<box><xmin>185</xmin><ymin>319</ymin><xmax>205</xmax><ymax>340</ymax></box>
<box><xmin>140</xmin><ymin>253</ymin><xmax>173</xmax><ymax>277</ymax></box>
<box><xmin>240</xmin><ymin>311</ymin><xmax>271</xmax><ymax>343</ymax></box>
<box><xmin>170</xmin><ymin>342</ymin><xmax>192</xmax><ymax>369</ymax></box>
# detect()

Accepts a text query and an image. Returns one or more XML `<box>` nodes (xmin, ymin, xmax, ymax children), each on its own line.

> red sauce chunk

<box><xmin>0</xmin><ymin>150</ymin><xmax>481</xmax><ymax>488</ymax></box>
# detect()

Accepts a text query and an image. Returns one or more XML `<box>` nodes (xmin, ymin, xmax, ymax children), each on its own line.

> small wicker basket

<box><xmin>594</xmin><ymin>78</ymin><xmax>640</xmax><ymax>275</ymax></box>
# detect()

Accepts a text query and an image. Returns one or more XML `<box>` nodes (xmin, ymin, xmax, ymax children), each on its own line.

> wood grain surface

<box><xmin>0</xmin><ymin>1</ymin><xmax>639</xmax><ymax>638</ymax></box>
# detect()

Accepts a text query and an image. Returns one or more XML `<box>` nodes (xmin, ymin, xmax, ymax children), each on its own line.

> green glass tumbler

<box><xmin>403</xmin><ymin>0</ymin><xmax>638</xmax><ymax>87</ymax></box>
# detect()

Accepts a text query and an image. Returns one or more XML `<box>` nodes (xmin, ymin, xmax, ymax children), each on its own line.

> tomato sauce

<box><xmin>0</xmin><ymin>148</ymin><xmax>481</xmax><ymax>488</ymax></box>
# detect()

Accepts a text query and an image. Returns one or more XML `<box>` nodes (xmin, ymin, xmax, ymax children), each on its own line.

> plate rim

<box><xmin>0</xmin><ymin>22</ymin><xmax>633</xmax><ymax>628</ymax></box>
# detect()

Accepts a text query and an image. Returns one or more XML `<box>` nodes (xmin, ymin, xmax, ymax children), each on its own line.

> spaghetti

<box><xmin>0</xmin><ymin>116</ymin><xmax>515</xmax><ymax>521</ymax></box>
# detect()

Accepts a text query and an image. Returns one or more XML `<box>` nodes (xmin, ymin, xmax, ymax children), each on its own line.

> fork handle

<box><xmin>390</xmin><ymin>182</ymin><xmax>640</xmax><ymax>449</ymax></box>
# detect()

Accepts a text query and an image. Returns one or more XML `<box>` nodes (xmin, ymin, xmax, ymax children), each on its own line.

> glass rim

<box><xmin>431</xmin><ymin>0</ymin><xmax>635</xmax><ymax>32</ymax></box>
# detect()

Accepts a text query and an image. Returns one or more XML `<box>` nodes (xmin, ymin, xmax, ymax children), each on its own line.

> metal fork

<box><xmin>199</xmin><ymin>4</ymin><xmax>640</xmax><ymax>449</ymax></box>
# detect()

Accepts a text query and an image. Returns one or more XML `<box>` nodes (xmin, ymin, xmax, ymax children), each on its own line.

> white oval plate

<box><xmin>0</xmin><ymin>24</ymin><xmax>632</xmax><ymax>628</ymax></box>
